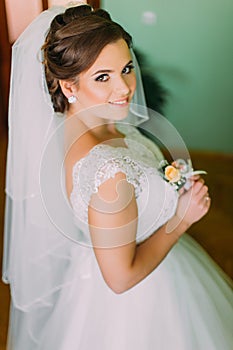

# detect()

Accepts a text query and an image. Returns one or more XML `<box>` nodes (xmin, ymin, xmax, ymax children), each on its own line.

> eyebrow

<box><xmin>91</xmin><ymin>60</ymin><xmax>133</xmax><ymax>76</ymax></box>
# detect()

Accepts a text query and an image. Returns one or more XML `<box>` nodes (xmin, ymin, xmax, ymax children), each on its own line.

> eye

<box><xmin>122</xmin><ymin>64</ymin><xmax>135</xmax><ymax>75</ymax></box>
<box><xmin>95</xmin><ymin>74</ymin><xmax>109</xmax><ymax>82</ymax></box>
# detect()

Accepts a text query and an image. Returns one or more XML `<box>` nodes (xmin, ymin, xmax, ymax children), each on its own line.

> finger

<box><xmin>202</xmin><ymin>194</ymin><xmax>211</xmax><ymax>210</ymax></box>
<box><xmin>196</xmin><ymin>185</ymin><xmax>209</xmax><ymax>201</ymax></box>
<box><xmin>191</xmin><ymin>179</ymin><xmax>205</xmax><ymax>194</ymax></box>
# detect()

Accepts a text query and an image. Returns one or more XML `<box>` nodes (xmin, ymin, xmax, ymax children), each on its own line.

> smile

<box><xmin>109</xmin><ymin>98</ymin><xmax>129</xmax><ymax>106</ymax></box>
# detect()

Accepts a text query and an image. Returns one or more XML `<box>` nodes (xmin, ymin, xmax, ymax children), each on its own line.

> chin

<box><xmin>108</xmin><ymin>103</ymin><xmax>130</xmax><ymax>120</ymax></box>
<box><xmin>88</xmin><ymin>103</ymin><xmax>130</xmax><ymax>121</ymax></box>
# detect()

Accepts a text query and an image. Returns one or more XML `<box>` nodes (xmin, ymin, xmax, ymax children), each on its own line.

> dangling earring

<box><xmin>68</xmin><ymin>95</ymin><xmax>77</xmax><ymax>104</ymax></box>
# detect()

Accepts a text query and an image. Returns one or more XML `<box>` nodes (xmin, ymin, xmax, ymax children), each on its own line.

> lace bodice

<box><xmin>70</xmin><ymin>125</ymin><xmax>178</xmax><ymax>244</ymax></box>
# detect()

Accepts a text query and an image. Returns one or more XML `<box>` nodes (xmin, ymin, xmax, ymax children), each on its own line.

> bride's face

<box><xmin>71</xmin><ymin>39</ymin><xmax>136</xmax><ymax>117</ymax></box>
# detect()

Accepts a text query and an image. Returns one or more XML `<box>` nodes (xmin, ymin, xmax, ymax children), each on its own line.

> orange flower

<box><xmin>164</xmin><ymin>165</ymin><xmax>181</xmax><ymax>183</ymax></box>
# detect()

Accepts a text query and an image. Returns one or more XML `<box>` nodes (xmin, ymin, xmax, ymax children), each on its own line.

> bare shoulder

<box><xmin>65</xmin><ymin>129</ymin><xmax>99</xmax><ymax>199</ymax></box>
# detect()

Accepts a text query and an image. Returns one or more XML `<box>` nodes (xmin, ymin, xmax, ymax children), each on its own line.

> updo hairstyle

<box><xmin>42</xmin><ymin>5</ymin><xmax>132</xmax><ymax>113</ymax></box>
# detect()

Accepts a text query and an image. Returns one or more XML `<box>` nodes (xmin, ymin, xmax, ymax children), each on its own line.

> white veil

<box><xmin>2</xmin><ymin>5</ymin><xmax>149</xmax><ymax>311</ymax></box>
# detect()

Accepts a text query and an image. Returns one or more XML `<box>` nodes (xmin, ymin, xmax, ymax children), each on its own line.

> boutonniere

<box><xmin>158</xmin><ymin>159</ymin><xmax>207</xmax><ymax>191</ymax></box>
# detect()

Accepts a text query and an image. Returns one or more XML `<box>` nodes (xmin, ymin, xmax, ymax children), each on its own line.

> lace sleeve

<box><xmin>70</xmin><ymin>144</ymin><xmax>149</xmax><ymax>226</ymax></box>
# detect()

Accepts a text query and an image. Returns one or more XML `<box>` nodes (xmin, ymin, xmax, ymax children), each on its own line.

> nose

<box><xmin>114</xmin><ymin>76</ymin><xmax>131</xmax><ymax>96</ymax></box>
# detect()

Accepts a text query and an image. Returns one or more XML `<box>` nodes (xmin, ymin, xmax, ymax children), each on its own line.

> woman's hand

<box><xmin>175</xmin><ymin>177</ymin><xmax>211</xmax><ymax>229</ymax></box>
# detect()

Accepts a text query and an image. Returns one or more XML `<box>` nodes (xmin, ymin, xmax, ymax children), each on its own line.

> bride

<box><xmin>3</xmin><ymin>3</ymin><xmax>233</xmax><ymax>349</ymax></box>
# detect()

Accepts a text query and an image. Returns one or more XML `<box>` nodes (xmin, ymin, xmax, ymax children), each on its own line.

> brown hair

<box><xmin>42</xmin><ymin>5</ymin><xmax>132</xmax><ymax>113</ymax></box>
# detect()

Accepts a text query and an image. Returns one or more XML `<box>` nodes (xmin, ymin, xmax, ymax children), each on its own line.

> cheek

<box><xmin>82</xmin><ymin>83</ymin><xmax>110</xmax><ymax>103</ymax></box>
<box><xmin>132</xmin><ymin>77</ymin><xmax>137</xmax><ymax>93</ymax></box>
<box><xmin>128</xmin><ymin>75</ymin><xmax>137</xmax><ymax>96</ymax></box>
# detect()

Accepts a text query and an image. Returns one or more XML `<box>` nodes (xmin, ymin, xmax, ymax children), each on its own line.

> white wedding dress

<box><xmin>8</xmin><ymin>125</ymin><xmax>233</xmax><ymax>350</ymax></box>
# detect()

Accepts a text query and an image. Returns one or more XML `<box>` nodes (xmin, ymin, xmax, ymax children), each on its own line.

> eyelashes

<box><xmin>122</xmin><ymin>63</ymin><xmax>135</xmax><ymax>75</ymax></box>
<box><xmin>95</xmin><ymin>63</ymin><xmax>135</xmax><ymax>82</ymax></box>
<box><xmin>95</xmin><ymin>74</ymin><xmax>109</xmax><ymax>82</ymax></box>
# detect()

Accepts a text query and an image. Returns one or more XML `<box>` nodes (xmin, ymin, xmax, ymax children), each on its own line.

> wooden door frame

<box><xmin>42</xmin><ymin>0</ymin><xmax>49</xmax><ymax>10</ymax></box>
<box><xmin>0</xmin><ymin>0</ymin><xmax>11</xmax><ymax>131</ymax></box>
<box><xmin>88</xmin><ymin>0</ymin><xmax>100</xmax><ymax>9</ymax></box>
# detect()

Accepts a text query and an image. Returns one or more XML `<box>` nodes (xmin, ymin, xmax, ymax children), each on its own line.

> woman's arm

<box><xmin>88</xmin><ymin>172</ymin><xmax>210</xmax><ymax>294</ymax></box>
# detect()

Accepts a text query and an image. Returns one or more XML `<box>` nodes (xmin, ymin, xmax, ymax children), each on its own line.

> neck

<box><xmin>66</xmin><ymin>107</ymin><xmax>121</xmax><ymax>141</ymax></box>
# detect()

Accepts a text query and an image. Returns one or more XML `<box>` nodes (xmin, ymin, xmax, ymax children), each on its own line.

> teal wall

<box><xmin>102</xmin><ymin>0</ymin><xmax>233</xmax><ymax>153</ymax></box>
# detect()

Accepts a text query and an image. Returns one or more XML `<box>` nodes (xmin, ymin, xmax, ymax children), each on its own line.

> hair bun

<box><xmin>94</xmin><ymin>9</ymin><xmax>112</xmax><ymax>21</ymax></box>
<box><xmin>63</xmin><ymin>4</ymin><xmax>92</xmax><ymax>24</ymax></box>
